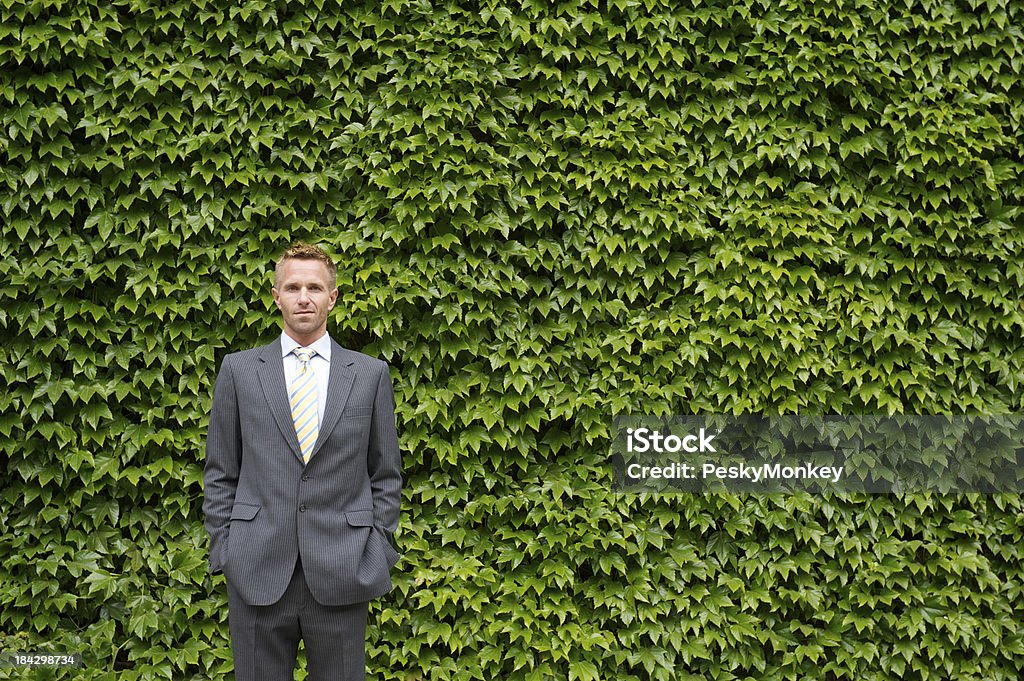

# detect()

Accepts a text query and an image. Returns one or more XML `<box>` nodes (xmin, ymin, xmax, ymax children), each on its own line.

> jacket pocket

<box><xmin>346</xmin><ymin>509</ymin><xmax>374</xmax><ymax>526</ymax></box>
<box><xmin>230</xmin><ymin>503</ymin><xmax>261</xmax><ymax>521</ymax></box>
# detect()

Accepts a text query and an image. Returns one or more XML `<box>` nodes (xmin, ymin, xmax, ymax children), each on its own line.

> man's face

<box><xmin>272</xmin><ymin>259</ymin><xmax>338</xmax><ymax>344</ymax></box>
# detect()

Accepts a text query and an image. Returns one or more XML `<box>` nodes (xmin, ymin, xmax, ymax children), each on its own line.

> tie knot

<box><xmin>294</xmin><ymin>347</ymin><xmax>315</xmax><ymax>363</ymax></box>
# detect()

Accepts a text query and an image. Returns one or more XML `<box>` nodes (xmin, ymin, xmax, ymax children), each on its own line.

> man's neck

<box><xmin>283</xmin><ymin>328</ymin><xmax>327</xmax><ymax>347</ymax></box>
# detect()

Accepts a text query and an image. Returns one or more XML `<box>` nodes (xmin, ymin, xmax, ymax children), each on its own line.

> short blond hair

<box><xmin>274</xmin><ymin>242</ymin><xmax>337</xmax><ymax>287</ymax></box>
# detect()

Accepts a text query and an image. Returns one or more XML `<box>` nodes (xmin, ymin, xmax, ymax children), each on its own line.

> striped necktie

<box><xmin>289</xmin><ymin>347</ymin><xmax>318</xmax><ymax>463</ymax></box>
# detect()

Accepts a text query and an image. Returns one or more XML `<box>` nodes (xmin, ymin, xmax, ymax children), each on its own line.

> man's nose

<box><xmin>298</xmin><ymin>288</ymin><xmax>311</xmax><ymax>302</ymax></box>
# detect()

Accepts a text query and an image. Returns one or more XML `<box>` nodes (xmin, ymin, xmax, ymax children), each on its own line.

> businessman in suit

<box><xmin>203</xmin><ymin>242</ymin><xmax>401</xmax><ymax>681</ymax></box>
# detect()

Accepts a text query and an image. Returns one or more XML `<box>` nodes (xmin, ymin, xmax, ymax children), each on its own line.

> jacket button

<box><xmin>299</xmin><ymin>504</ymin><xmax>306</xmax><ymax>512</ymax></box>
<box><xmin>301</xmin><ymin>474</ymin><xmax>309</xmax><ymax>481</ymax></box>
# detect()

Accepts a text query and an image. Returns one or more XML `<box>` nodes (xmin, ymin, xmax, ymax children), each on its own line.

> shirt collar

<box><xmin>280</xmin><ymin>331</ymin><xmax>332</xmax><ymax>362</ymax></box>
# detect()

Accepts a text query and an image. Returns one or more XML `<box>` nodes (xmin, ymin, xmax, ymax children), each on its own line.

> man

<box><xmin>203</xmin><ymin>242</ymin><xmax>401</xmax><ymax>681</ymax></box>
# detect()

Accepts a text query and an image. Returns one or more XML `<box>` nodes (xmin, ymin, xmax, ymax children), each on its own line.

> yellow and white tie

<box><xmin>290</xmin><ymin>347</ymin><xmax>318</xmax><ymax>463</ymax></box>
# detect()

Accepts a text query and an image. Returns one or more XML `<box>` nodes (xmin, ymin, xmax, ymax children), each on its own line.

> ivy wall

<box><xmin>1</xmin><ymin>0</ymin><xmax>1022</xmax><ymax>679</ymax></box>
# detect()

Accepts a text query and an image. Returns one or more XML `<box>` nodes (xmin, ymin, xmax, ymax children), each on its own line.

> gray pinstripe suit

<box><xmin>203</xmin><ymin>335</ymin><xmax>401</xmax><ymax>678</ymax></box>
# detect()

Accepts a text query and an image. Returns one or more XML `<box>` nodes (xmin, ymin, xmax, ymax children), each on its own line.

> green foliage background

<box><xmin>2</xmin><ymin>0</ymin><xmax>1023</xmax><ymax>678</ymax></box>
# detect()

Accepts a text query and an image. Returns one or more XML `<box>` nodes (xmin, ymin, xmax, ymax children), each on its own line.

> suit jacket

<box><xmin>203</xmin><ymin>336</ymin><xmax>401</xmax><ymax>607</ymax></box>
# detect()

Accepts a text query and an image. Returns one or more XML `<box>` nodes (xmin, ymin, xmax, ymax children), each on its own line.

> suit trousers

<box><xmin>226</xmin><ymin>555</ymin><xmax>369</xmax><ymax>681</ymax></box>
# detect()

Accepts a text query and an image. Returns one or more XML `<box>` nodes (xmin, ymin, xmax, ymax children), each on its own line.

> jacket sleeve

<box><xmin>367</xmin><ymin>361</ymin><xmax>402</xmax><ymax>545</ymax></box>
<box><xmin>202</xmin><ymin>354</ymin><xmax>242</xmax><ymax>575</ymax></box>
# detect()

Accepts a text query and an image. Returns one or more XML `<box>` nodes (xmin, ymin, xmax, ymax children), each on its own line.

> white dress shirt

<box><xmin>281</xmin><ymin>332</ymin><xmax>331</xmax><ymax>429</ymax></box>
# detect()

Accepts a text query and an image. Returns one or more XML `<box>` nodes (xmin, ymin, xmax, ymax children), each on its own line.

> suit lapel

<box><xmin>257</xmin><ymin>339</ymin><xmax>303</xmax><ymax>461</ymax></box>
<box><xmin>310</xmin><ymin>339</ymin><xmax>356</xmax><ymax>461</ymax></box>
